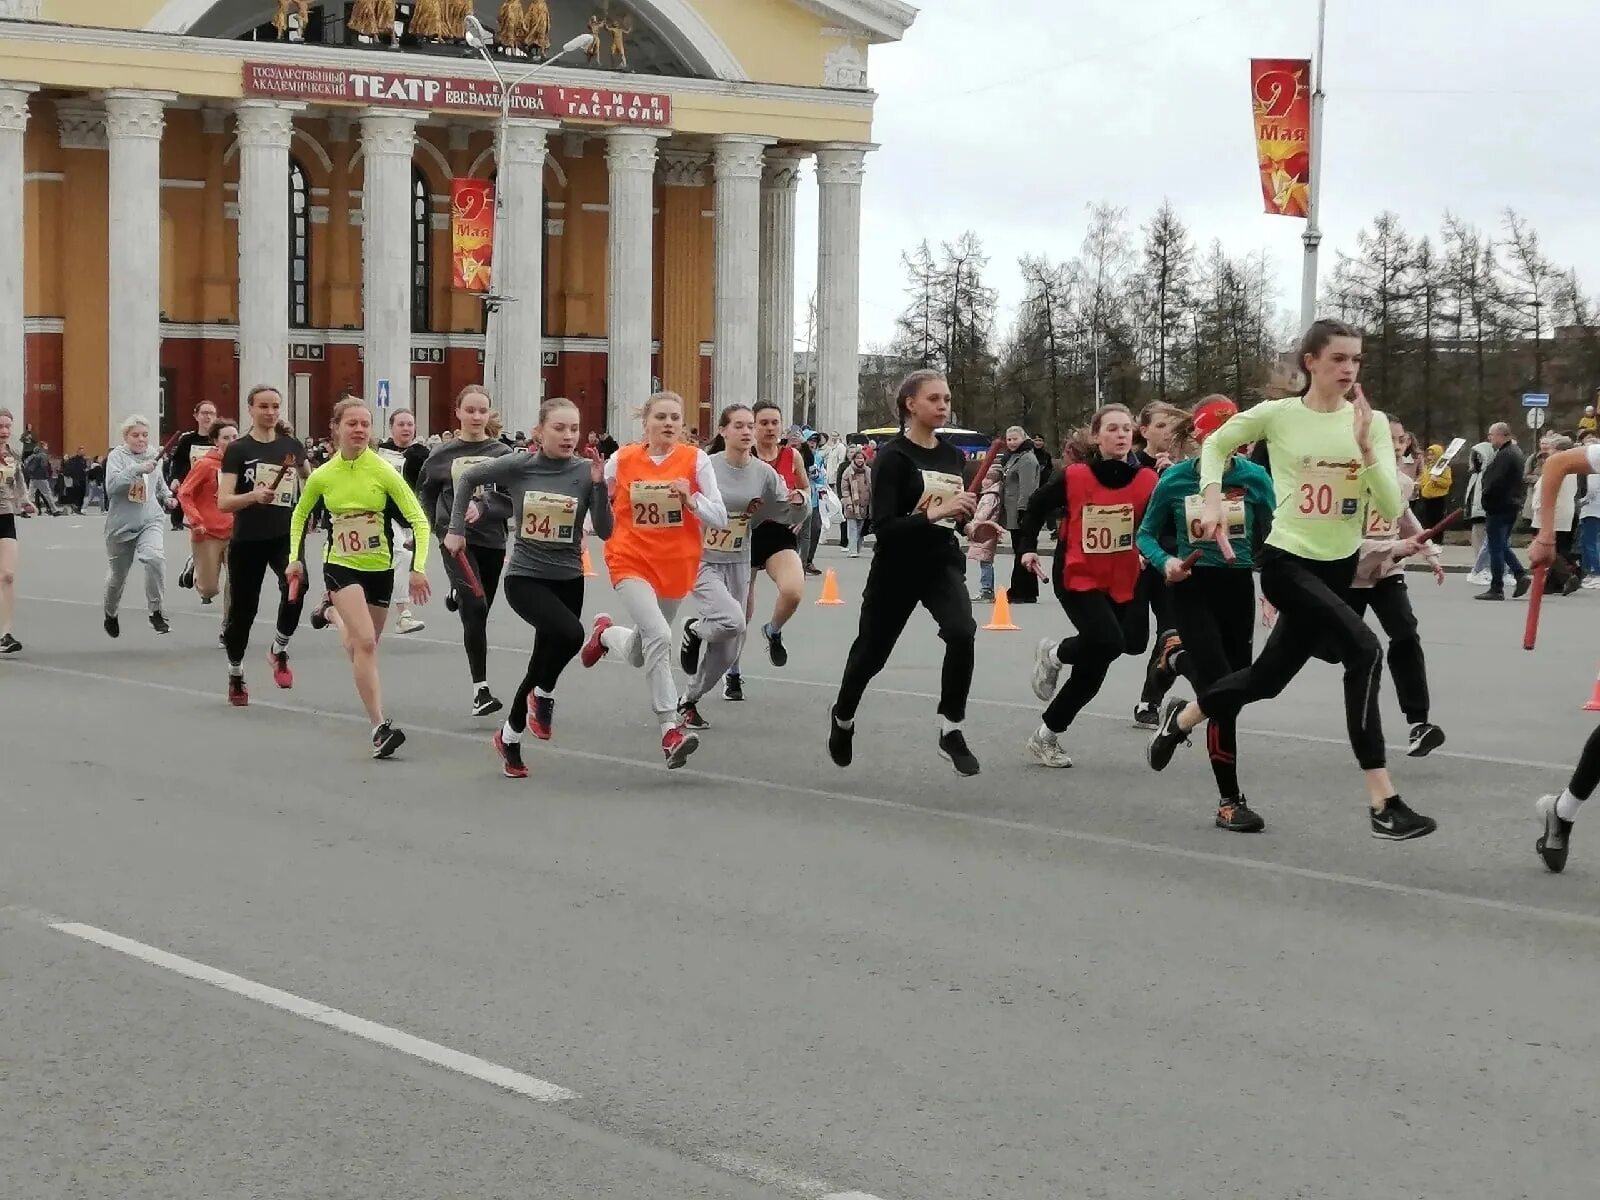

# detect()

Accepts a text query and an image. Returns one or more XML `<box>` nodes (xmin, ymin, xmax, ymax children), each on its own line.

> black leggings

<box><xmin>1347</xmin><ymin>576</ymin><xmax>1429</xmax><ymax>725</ymax></box>
<box><xmin>443</xmin><ymin>541</ymin><xmax>505</xmax><ymax>685</ymax></box>
<box><xmin>1042</xmin><ymin>586</ymin><xmax>1150</xmax><ymax>733</ymax></box>
<box><xmin>1566</xmin><ymin>725</ymin><xmax>1600</xmax><ymax>801</ymax></box>
<box><xmin>1200</xmin><ymin>547</ymin><xmax>1386</xmax><ymax>770</ymax></box>
<box><xmin>223</xmin><ymin>535</ymin><xmax>305</xmax><ymax>665</ymax></box>
<box><xmin>1171</xmin><ymin>569</ymin><xmax>1256</xmax><ymax>799</ymax></box>
<box><xmin>1006</xmin><ymin>530</ymin><xmax>1039</xmax><ymax>603</ymax></box>
<box><xmin>1139</xmin><ymin>562</ymin><xmax>1177</xmax><ymax>706</ymax></box>
<box><xmin>836</xmin><ymin>557</ymin><xmax>976</xmax><ymax>723</ymax></box>
<box><xmin>502</xmin><ymin>575</ymin><xmax>586</xmax><ymax>732</ymax></box>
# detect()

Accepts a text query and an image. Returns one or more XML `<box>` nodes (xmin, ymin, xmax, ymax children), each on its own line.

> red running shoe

<box><xmin>494</xmin><ymin>730</ymin><xmax>529</xmax><ymax>778</ymax></box>
<box><xmin>268</xmin><ymin>648</ymin><xmax>293</xmax><ymax>689</ymax></box>
<box><xmin>227</xmin><ymin>675</ymin><xmax>249</xmax><ymax>707</ymax></box>
<box><xmin>580</xmin><ymin>614</ymin><xmax>613</xmax><ymax>668</ymax></box>
<box><xmin>527</xmin><ymin>693</ymin><xmax>555</xmax><ymax>741</ymax></box>
<box><xmin>661</xmin><ymin>725</ymin><xmax>700</xmax><ymax>769</ymax></box>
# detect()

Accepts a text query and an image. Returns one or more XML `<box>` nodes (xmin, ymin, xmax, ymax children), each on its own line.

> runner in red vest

<box><xmin>1014</xmin><ymin>403</ymin><xmax>1158</xmax><ymax>767</ymax></box>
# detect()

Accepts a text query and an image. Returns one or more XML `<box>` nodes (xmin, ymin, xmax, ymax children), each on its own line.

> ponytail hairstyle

<box><xmin>705</xmin><ymin>402</ymin><xmax>752</xmax><ymax>456</ymax></box>
<box><xmin>895</xmin><ymin>369</ymin><xmax>947</xmax><ymax>425</ymax></box>
<box><xmin>1136</xmin><ymin>400</ymin><xmax>1195</xmax><ymax>460</ymax></box>
<box><xmin>1296</xmin><ymin>318</ymin><xmax>1363</xmax><ymax>392</ymax></box>
<box><xmin>1067</xmin><ymin>403</ymin><xmax>1135</xmax><ymax>461</ymax></box>
<box><xmin>486</xmin><ymin>410</ymin><xmax>504</xmax><ymax>440</ymax></box>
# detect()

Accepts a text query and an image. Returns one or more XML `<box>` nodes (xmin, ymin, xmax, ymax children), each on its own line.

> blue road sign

<box><xmin>376</xmin><ymin>378</ymin><xmax>391</xmax><ymax>409</ymax></box>
<box><xmin>1522</xmin><ymin>392</ymin><xmax>1549</xmax><ymax>408</ymax></box>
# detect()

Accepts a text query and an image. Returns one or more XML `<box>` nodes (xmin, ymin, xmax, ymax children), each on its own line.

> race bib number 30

<box><xmin>520</xmin><ymin>490</ymin><xmax>577</xmax><ymax>544</ymax></box>
<box><xmin>915</xmin><ymin>471</ymin><xmax>965</xmax><ymax>520</ymax></box>
<box><xmin>704</xmin><ymin>515</ymin><xmax>750</xmax><ymax>554</ymax></box>
<box><xmin>1081</xmin><ymin>503</ymin><xmax>1135</xmax><ymax>554</ymax></box>
<box><xmin>630</xmin><ymin>480</ymin><xmax>684</xmax><ymax>530</ymax></box>
<box><xmin>332</xmin><ymin>511</ymin><xmax>383</xmax><ymax>558</ymax></box>
<box><xmin>1297</xmin><ymin>458</ymin><xmax>1361</xmax><ymax>520</ymax></box>
<box><xmin>1185</xmin><ymin>494</ymin><xmax>1246</xmax><ymax>542</ymax></box>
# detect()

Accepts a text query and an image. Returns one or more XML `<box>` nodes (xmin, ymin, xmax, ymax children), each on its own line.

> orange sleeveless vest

<box><xmin>604</xmin><ymin>442</ymin><xmax>703</xmax><ymax>599</ymax></box>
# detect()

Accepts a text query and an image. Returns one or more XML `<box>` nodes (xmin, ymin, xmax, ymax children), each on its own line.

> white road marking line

<box><xmin>705</xmin><ymin>1151</ymin><xmax>891</xmax><ymax>1200</ymax></box>
<box><xmin>51</xmin><ymin>920</ymin><xmax>578</xmax><ymax>1103</ymax></box>
<box><xmin>11</xmin><ymin>656</ymin><xmax>1600</xmax><ymax>934</ymax></box>
<box><xmin>16</xmin><ymin>591</ymin><xmax>1564</xmax><ymax>772</ymax></box>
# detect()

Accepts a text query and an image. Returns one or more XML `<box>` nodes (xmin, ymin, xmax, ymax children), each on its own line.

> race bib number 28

<box><xmin>630</xmin><ymin>480</ymin><xmax>684</xmax><ymax>530</ymax></box>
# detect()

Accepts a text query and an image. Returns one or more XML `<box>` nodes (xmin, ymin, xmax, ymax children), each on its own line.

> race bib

<box><xmin>629</xmin><ymin>480</ymin><xmax>685</xmax><ymax>530</ymax></box>
<box><xmin>915</xmin><ymin>470</ymin><xmax>965</xmax><ymax>520</ymax></box>
<box><xmin>331</xmin><ymin>510</ymin><xmax>383</xmax><ymax>558</ymax></box>
<box><xmin>189</xmin><ymin>443</ymin><xmax>211</xmax><ymax>467</ymax></box>
<box><xmin>1296</xmin><ymin>457</ymin><xmax>1361</xmax><ymax>521</ymax></box>
<box><xmin>377</xmin><ymin>448</ymin><xmax>407</xmax><ymax>471</ymax></box>
<box><xmin>1365</xmin><ymin>506</ymin><xmax>1397</xmax><ymax>539</ymax></box>
<box><xmin>451</xmin><ymin>455</ymin><xmax>491</xmax><ymax>499</ymax></box>
<box><xmin>1081</xmin><ymin>503</ymin><xmax>1135</xmax><ymax>555</ymax></box>
<box><xmin>1185</xmin><ymin>493</ymin><xmax>1247</xmax><ymax>542</ymax></box>
<box><xmin>0</xmin><ymin>464</ymin><xmax>12</xmax><ymax>488</ymax></box>
<box><xmin>703</xmin><ymin>514</ymin><xmax>751</xmax><ymax>554</ymax></box>
<box><xmin>249</xmin><ymin>462</ymin><xmax>298</xmax><ymax>508</ymax></box>
<box><xmin>128</xmin><ymin>477</ymin><xmax>147</xmax><ymax>504</ymax></box>
<box><xmin>519</xmin><ymin>490</ymin><xmax>577</xmax><ymax>544</ymax></box>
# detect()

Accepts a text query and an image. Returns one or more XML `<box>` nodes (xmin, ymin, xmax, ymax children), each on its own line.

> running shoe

<box><xmin>395</xmin><ymin>609</ymin><xmax>425</xmax><ymax>635</ymax></box>
<box><xmin>723</xmin><ymin>672</ymin><xmax>744</xmax><ymax>702</ymax></box>
<box><xmin>1025</xmin><ymin>729</ymin><xmax>1073</xmax><ymax>768</ymax></box>
<box><xmin>1563</xmin><ymin>573</ymin><xmax>1583</xmax><ymax>597</ymax></box>
<box><xmin>938</xmin><ymin>729</ymin><xmax>981</xmax><ymax>776</ymax></box>
<box><xmin>178</xmin><ymin>559</ymin><xmax>194</xmax><ymax>590</ymax></box>
<box><xmin>103</xmin><ymin>614</ymin><xmax>120</xmax><ymax>639</ymax></box>
<box><xmin>1216</xmin><ymin>796</ymin><xmax>1266</xmax><ymax>833</ymax></box>
<box><xmin>149</xmin><ymin>611</ymin><xmax>170</xmax><ymax>635</ymax></box>
<box><xmin>310</xmin><ymin>594</ymin><xmax>333</xmax><ymax>631</ymax></box>
<box><xmin>1473</xmin><ymin>589</ymin><xmax>1505</xmax><ymax>601</ymax></box>
<box><xmin>580</xmin><ymin>613</ymin><xmax>613</xmax><ymax>668</ymax></box>
<box><xmin>372</xmin><ymin>720</ymin><xmax>406</xmax><ymax>760</ymax></box>
<box><xmin>227</xmin><ymin>674</ymin><xmax>248</xmax><ymax>707</ymax></box>
<box><xmin>827</xmin><ymin>706</ymin><xmax>854</xmax><ymax>768</ymax></box>
<box><xmin>0</xmin><ymin>633</ymin><xmax>20</xmax><ymax>654</ymax></box>
<box><xmin>763</xmin><ymin>623</ymin><xmax>788</xmax><ymax>667</ymax></box>
<box><xmin>1369</xmin><ymin>796</ymin><xmax>1437</xmax><ymax>841</ymax></box>
<box><xmin>527</xmin><ymin>693</ymin><xmax>555</xmax><ymax>741</ymax></box>
<box><xmin>803</xmin><ymin>564</ymin><xmax>822</xmax><ymax>578</ymax></box>
<box><xmin>445</xmin><ymin>589</ymin><xmax>459</xmax><ymax>613</ymax></box>
<box><xmin>472</xmin><ymin>686</ymin><xmax>503</xmax><ymax>718</ymax></box>
<box><xmin>1132</xmin><ymin>702</ymin><xmax>1160</xmax><ymax>728</ymax></box>
<box><xmin>494</xmin><ymin>730</ymin><xmax>528</xmax><ymax>778</ymax></box>
<box><xmin>677</xmin><ymin>697</ymin><xmax>710</xmax><ymax>730</ymax></box>
<box><xmin>1535</xmin><ymin>794</ymin><xmax>1573</xmax><ymax>874</ymax></box>
<box><xmin>1031</xmin><ymin>637</ymin><xmax>1063</xmax><ymax>702</ymax></box>
<box><xmin>1152</xmin><ymin>630</ymin><xmax>1183</xmax><ymax>685</ymax></box>
<box><xmin>1146</xmin><ymin>697</ymin><xmax>1191</xmax><ymax>772</ymax></box>
<box><xmin>201</xmin><ymin>595</ymin><xmax>213</xmax><ymax>605</ymax></box>
<box><xmin>269</xmin><ymin>648</ymin><xmax>294</xmax><ymax>689</ymax></box>
<box><xmin>1406</xmin><ymin>722</ymin><xmax>1446</xmax><ymax>758</ymax></box>
<box><xmin>679</xmin><ymin>618</ymin><xmax>702</xmax><ymax>675</ymax></box>
<box><xmin>1514</xmin><ymin>575</ymin><xmax>1533</xmax><ymax>599</ymax></box>
<box><xmin>662</xmin><ymin>725</ymin><xmax>699</xmax><ymax>769</ymax></box>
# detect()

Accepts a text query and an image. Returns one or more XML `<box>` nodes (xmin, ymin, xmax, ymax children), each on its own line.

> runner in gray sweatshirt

<box><xmin>103</xmin><ymin>414</ymin><xmax>177</xmax><ymax>637</ymax></box>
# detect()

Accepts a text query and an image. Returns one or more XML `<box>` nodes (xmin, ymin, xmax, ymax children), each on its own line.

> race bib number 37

<box><xmin>1297</xmin><ymin>458</ymin><xmax>1361</xmax><ymax>520</ymax></box>
<box><xmin>1081</xmin><ymin>503</ymin><xmax>1135</xmax><ymax>554</ymax></box>
<box><xmin>704</xmin><ymin>515</ymin><xmax>750</xmax><ymax>554</ymax></box>
<box><xmin>520</xmin><ymin>490</ymin><xmax>577</xmax><ymax>543</ymax></box>
<box><xmin>332</xmin><ymin>511</ymin><xmax>383</xmax><ymax>558</ymax></box>
<box><xmin>630</xmin><ymin>480</ymin><xmax>684</xmax><ymax>530</ymax></box>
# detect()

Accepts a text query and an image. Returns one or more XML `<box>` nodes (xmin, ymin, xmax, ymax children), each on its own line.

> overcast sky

<box><xmin>790</xmin><ymin>0</ymin><xmax>1600</xmax><ymax>352</ymax></box>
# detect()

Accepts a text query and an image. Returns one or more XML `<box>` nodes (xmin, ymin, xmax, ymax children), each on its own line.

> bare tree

<box><xmin>1134</xmin><ymin>200</ymin><xmax>1196</xmax><ymax>401</ymax></box>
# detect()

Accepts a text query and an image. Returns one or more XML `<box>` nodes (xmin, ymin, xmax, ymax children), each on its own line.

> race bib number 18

<box><xmin>332</xmin><ymin>511</ymin><xmax>383</xmax><ymax>558</ymax></box>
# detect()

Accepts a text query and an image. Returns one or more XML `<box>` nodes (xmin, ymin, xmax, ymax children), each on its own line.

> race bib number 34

<box><xmin>704</xmin><ymin>515</ymin><xmax>750</xmax><ymax>553</ymax></box>
<box><xmin>1081</xmin><ymin>503</ymin><xmax>1135</xmax><ymax>554</ymax></box>
<box><xmin>1297</xmin><ymin>458</ymin><xmax>1361</xmax><ymax>520</ymax></box>
<box><xmin>630</xmin><ymin>480</ymin><xmax>684</xmax><ymax>530</ymax></box>
<box><xmin>332</xmin><ymin>511</ymin><xmax>383</xmax><ymax>558</ymax></box>
<box><xmin>520</xmin><ymin>490</ymin><xmax>577</xmax><ymax>543</ymax></box>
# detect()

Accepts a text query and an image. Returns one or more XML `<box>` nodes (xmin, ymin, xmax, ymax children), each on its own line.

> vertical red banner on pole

<box><xmin>451</xmin><ymin>179</ymin><xmax>494</xmax><ymax>292</ymax></box>
<box><xmin>1250</xmin><ymin>58</ymin><xmax>1312</xmax><ymax>217</ymax></box>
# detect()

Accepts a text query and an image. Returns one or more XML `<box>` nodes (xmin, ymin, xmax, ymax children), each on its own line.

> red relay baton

<box><xmin>450</xmin><ymin>545</ymin><xmax>486</xmax><ymax>599</ymax></box>
<box><xmin>965</xmin><ymin>438</ymin><xmax>1007</xmax><ymax>545</ymax></box>
<box><xmin>1419</xmin><ymin>507</ymin><xmax>1463</xmax><ymax>545</ymax></box>
<box><xmin>1523</xmin><ymin>566</ymin><xmax>1547</xmax><ymax>651</ymax></box>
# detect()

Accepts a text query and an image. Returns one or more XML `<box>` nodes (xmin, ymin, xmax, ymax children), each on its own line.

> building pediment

<box><xmin>788</xmin><ymin>0</ymin><xmax>916</xmax><ymax>44</ymax></box>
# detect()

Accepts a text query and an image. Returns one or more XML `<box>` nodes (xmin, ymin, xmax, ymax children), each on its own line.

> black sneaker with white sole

<box><xmin>178</xmin><ymin>559</ymin><xmax>195</xmax><ymax>590</ymax></box>
<box><xmin>677</xmin><ymin>698</ymin><xmax>710</xmax><ymax>731</ymax></box>
<box><xmin>372</xmin><ymin>721</ymin><xmax>406</xmax><ymax>760</ymax></box>
<box><xmin>1132</xmin><ymin>701</ymin><xmax>1160</xmax><ymax>728</ymax></box>
<box><xmin>1536</xmin><ymin>794</ymin><xmax>1573</xmax><ymax>873</ymax></box>
<box><xmin>937</xmin><ymin>729</ymin><xmax>980</xmax><ymax>776</ymax></box>
<box><xmin>1406</xmin><ymin>722</ymin><xmax>1446</xmax><ymax>758</ymax></box>
<box><xmin>471</xmin><ymin>687</ymin><xmax>503</xmax><ymax>718</ymax></box>
<box><xmin>149</xmin><ymin>611</ymin><xmax>171</xmax><ymax>635</ymax></box>
<box><xmin>1145</xmin><ymin>697</ymin><xmax>1190</xmax><ymax>772</ymax></box>
<box><xmin>827</xmin><ymin>706</ymin><xmax>854</xmax><ymax>768</ymax></box>
<box><xmin>679</xmin><ymin>618</ymin><xmax>703</xmax><ymax>675</ymax></box>
<box><xmin>723</xmin><ymin>672</ymin><xmax>744</xmax><ymax>702</ymax></box>
<box><xmin>1370</xmin><ymin>796</ymin><xmax>1437</xmax><ymax>841</ymax></box>
<box><xmin>103</xmin><ymin>614</ymin><xmax>120</xmax><ymax>639</ymax></box>
<box><xmin>764</xmin><ymin>624</ymin><xmax>788</xmax><ymax>668</ymax></box>
<box><xmin>0</xmin><ymin>633</ymin><xmax>21</xmax><ymax>654</ymax></box>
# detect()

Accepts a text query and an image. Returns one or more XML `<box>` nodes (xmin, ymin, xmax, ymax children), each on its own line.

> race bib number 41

<box><xmin>520</xmin><ymin>490</ymin><xmax>577</xmax><ymax>543</ymax></box>
<box><xmin>332</xmin><ymin>511</ymin><xmax>383</xmax><ymax>558</ymax></box>
<box><xmin>630</xmin><ymin>480</ymin><xmax>685</xmax><ymax>530</ymax></box>
<box><xmin>1081</xmin><ymin>503</ymin><xmax>1135</xmax><ymax>554</ymax></box>
<box><xmin>1297</xmin><ymin>458</ymin><xmax>1361</xmax><ymax>520</ymax></box>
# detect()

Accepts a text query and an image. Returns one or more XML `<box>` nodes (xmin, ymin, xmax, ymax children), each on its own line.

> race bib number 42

<box><xmin>520</xmin><ymin>490</ymin><xmax>577</xmax><ymax>543</ymax></box>
<box><xmin>332</xmin><ymin>511</ymin><xmax>383</xmax><ymax>558</ymax></box>
<box><xmin>704</xmin><ymin>514</ymin><xmax>750</xmax><ymax>554</ymax></box>
<box><xmin>915</xmin><ymin>470</ymin><xmax>965</xmax><ymax>519</ymax></box>
<box><xmin>630</xmin><ymin>480</ymin><xmax>684</xmax><ymax>530</ymax></box>
<box><xmin>1081</xmin><ymin>503</ymin><xmax>1135</xmax><ymax>554</ymax></box>
<box><xmin>1297</xmin><ymin>458</ymin><xmax>1361</xmax><ymax>520</ymax></box>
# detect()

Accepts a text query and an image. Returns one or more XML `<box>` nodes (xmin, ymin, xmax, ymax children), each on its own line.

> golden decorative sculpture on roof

<box><xmin>521</xmin><ymin>0</ymin><xmax>552</xmax><ymax>59</ymax></box>
<box><xmin>493</xmin><ymin>0</ymin><xmax>524</xmax><ymax>54</ymax></box>
<box><xmin>348</xmin><ymin>0</ymin><xmax>397</xmax><ymax>43</ymax></box>
<box><xmin>273</xmin><ymin>0</ymin><xmax>312</xmax><ymax>42</ymax></box>
<box><xmin>604</xmin><ymin>14</ymin><xmax>632</xmax><ymax>70</ymax></box>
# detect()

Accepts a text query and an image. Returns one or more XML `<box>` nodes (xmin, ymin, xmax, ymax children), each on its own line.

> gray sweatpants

<box><xmin>684</xmin><ymin>559</ymin><xmax>751</xmax><ymax>704</ymax></box>
<box><xmin>105</xmin><ymin>523</ymin><xmax>165</xmax><ymax>616</ymax></box>
<box><xmin>601</xmin><ymin>577</ymin><xmax>685</xmax><ymax>725</ymax></box>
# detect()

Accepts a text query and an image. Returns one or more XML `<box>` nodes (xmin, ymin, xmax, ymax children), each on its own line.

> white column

<box><xmin>360</xmin><ymin>110</ymin><xmax>418</xmax><ymax>412</ymax></box>
<box><xmin>104</xmin><ymin>90</ymin><xmax>173</xmax><ymax>437</ymax></box>
<box><xmin>0</xmin><ymin>85</ymin><xmax>35</xmax><ymax>441</ymax></box>
<box><xmin>234</xmin><ymin>100</ymin><xmax>301</xmax><ymax>410</ymax></box>
<box><xmin>710</xmin><ymin>135</ymin><xmax>770</xmax><ymax>410</ymax></box>
<box><xmin>491</xmin><ymin>118</ymin><xmax>557</xmax><ymax>438</ymax></box>
<box><xmin>758</xmin><ymin>147</ymin><xmax>803</xmax><ymax>424</ymax></box>
<box><xmin>605</xmin><ymin>127</ymin><xmax>665</xmax><ymax>440</ymax></box>
<box><xmin>814</xmin><ymin>143</ymin><xmax>872</xmax><ymax>438</ymax></box>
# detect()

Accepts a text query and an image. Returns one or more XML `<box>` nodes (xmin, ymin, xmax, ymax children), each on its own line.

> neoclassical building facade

<box><xmin>0</xmin><ymin>0</ymin><xmax>913</xmax><ymax>452</ymax></box>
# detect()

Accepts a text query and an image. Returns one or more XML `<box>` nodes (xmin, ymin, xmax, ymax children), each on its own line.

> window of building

<box><xmin>289</xmin><ymin>157</ymin><xmax>311</xmax><ymax>329</ymax></box>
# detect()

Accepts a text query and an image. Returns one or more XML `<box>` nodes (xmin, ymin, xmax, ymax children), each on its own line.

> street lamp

<box><xmin>463</xmin><ymin>16</ymin><xmax>597</xmax><ymax>406</ymax></box>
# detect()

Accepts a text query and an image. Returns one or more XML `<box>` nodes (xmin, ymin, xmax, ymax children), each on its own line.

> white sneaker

<box><xmin>1026</xmin><ymin>730</ymin><xmax>1074</xmax><ymax>768</ymax></box>
<box><xmin>395</xmin><ymin>609</ymin><xmax>425</xmax><ymax>635</ymax></box>
<box><xmin>1465</xmin><ymin>571</ymin><xmax>1489</xmax><ymax>586</ymax></box>
<box><xmin>1582</xmin><ymin>577</ymin><xmax>1600</xmax><ymax>590</ymax></box>
<box><xmin>1031</xmin><ymin>637</ymin><xmax>1063</xmax><ymax>702</ymax></box>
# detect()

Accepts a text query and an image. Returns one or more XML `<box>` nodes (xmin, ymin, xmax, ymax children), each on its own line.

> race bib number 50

<box><xmin>1081</xmin><ymin>503</ymin><xmax>1135</xmax><ymax>554</ymax></box>
<box><xmin>520</xmin><ymin>490</ymin><xmax>577</xmax><ymax>543</ymax></box>
<box><xmin>630</xmin><ymin>480</ymin><xmax>684</xmax><ymax>530</ymax></box>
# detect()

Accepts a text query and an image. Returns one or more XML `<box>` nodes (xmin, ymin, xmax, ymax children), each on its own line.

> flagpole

<box><xmin>1298</xmin><ymin>0</ymin><xmax>1327</xmax><ymax>329</ymax></box>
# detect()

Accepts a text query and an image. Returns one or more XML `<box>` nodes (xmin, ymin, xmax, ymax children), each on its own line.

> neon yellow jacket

<box><xmin>289</xmin><ymin>448</ymin><xmax>431</xmax><ymax>572</ymax></box>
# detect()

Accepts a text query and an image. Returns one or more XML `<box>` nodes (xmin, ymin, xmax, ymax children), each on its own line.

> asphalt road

<box><xmin>4</xmin><ymin>516</ymin><xmax>1600</xmax><ymax>1199</ymax></box>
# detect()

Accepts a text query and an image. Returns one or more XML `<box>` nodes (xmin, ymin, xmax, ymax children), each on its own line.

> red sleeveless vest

<box><xmin>1061</xmin><ymin>462</ymin><xmax>1157</xmax><ymax>602</ymax></box>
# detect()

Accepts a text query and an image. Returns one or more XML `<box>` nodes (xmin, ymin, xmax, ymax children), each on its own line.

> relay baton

<box><xmin>1180</xmin><ymin>549</ymin><xmax>1203</xmax><ymax>570</ymax></box>
<box><xmin>1523</xmin><ymin>566</ymin><xmax>1548</xmax><ymax>651</ymax></box>
<box><xmin>966</xmin><ymin>438</ymin><xmax>1006</xmax><ymax>494</ymax></box>
<box><xmin>287</xmin><ymin>569</ymin><xmax>302</xmax><ymax>604</ymax></box>
<box><xmin>1215</xmin><ymin>522</ymin><xmax>1236</xmax><ymax>563</ymax></box>
<box><xmin>450</xmin><ymin>545</ymin><xmax>486</xmax><ymax>599</ymax></box>
<box><xmin>266</xmin><ymin>453</ymin><xmax>296</xmax><ymax>492</ymax></box>
<box><xmin>1419</xmin><ymin>508</ymin><xmax>1463</xmax><ymax>545</ymax></box>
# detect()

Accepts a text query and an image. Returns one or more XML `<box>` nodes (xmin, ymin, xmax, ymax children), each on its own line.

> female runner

<box><xmin>1015</xmin><ymin>404</ymin><xmax>1157</xmax><ymax>768</ymax></box>
<box><xmin>676</xmin><ymin>403</ymin><xmax>799</xmax><ymax>730</ymax></box>
<box><xmin>1132</xmin><ymin>401</ymin><xmax>1191</xmax><ymax>726</ymax></box>
<box><xmin>416</xmin><ymin>384</ymin><xmax>512</xmax><ymax>716</ymax></box>
<box><xmin>446</xmin><ymin>397</ymin><xmax>613</xmax><ymax>779</ymax></box>
<box><xmin>103</xmin><ymin>414</ymin><xmax>179</xmax><ymax>637</ymax></box>
<box><xmin>1145</xmin><ymin>319</ymin><xmax>1438</xmax><ymax>842</ymax></box>
<box><xmin>828</xmin><ymin>370</ymin><xmax>982</xmax><ymax>776</ymax></box>
<box><xmin>1135</xmin><ymin>396</ymin><xmax>1276</xmax><ymax>831</ymax></box>
<box><xmin>177</xmin><ymin>417</ymin><xmax>238</xmax><ymax>620</ymax></box>
<box><xmin>0</xmin><ymin>408</ymin><xmax>37</xmax><ymax>653</ymax></box>
<box><xmin>376</xmin><ymin>407</ymin><xmax>431</xmax><ymax>635</ymax></box>
<box><xmin>580</xmin><ymin>391</ymin><xmax>728</xmax><ymax>768</ymax></box>
<box><xmin>287</xmin><ymin>397</ymin><xmax>432</xmax><ymax>760</ymax></box>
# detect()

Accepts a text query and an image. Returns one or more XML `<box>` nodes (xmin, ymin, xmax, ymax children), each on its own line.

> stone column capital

<box><xmin>761</xmin><ymin>146</ymin><xmax>808</xmax><ymax>193</ymax></box>
<box><xmin>102</xmin><ymin>90</ymin><xmax>176</xmax><ymax>141</ymax></box>
<box><xmin>658</xmin><ymin>146</ymin><xmax>710</xmax><ymax>188</ymax></box>
<box><xmin>54</xmin><ymin>100</ymin><xmax>105</xmax><ymax>151</ymax></box>
<box><xmin>814</xmin><ymin>142</ymin><xmax>876</xmax><ymax>188</ymax></box>
<box><xmin>500</xmin><ymin>118</ymin><xmax>557</xmax><ymax>168</ymax></box>
<box><xmin>712</xmin><ymin>135</ymin><xmax>773</xmax><ymax>182</ymax></box>
<box><xmin>235</xmin><ymin>99</ymin><xmax>303</xmax><ymax>149</ymax></box>
<box><xmin>0</xmin><ymin>84</ymin><xmax>36</xmax><ymax>134</ymax></box>
<box><xmin>605</xmin><ymin>126</ymin><xmax>668</xmax><ymax>173</ymax></box>
<box><xmin>359</xmin><ymin>109</ymin><xmax>423</xmax><ymax>158</ymax></box>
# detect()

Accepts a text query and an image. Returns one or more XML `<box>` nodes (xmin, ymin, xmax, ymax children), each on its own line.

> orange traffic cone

<box><xmin>582</xmin><ymin>546</ymin><xmax>597</xmax><ymax>579</ymax></box>
<box><xmin>1583</xmin><ymin>665</ymin><xmax>1600</xmax><ymax>712</ymax></box>
<box><xmin>815</xmin><ymin>568</ymin><xmax>845</xmax><ymax>606</ymax></box>
<box><xmin>982</xmin><ymin>589</ymin><xmax>1020</xmax><ymax>632</ymax></box>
